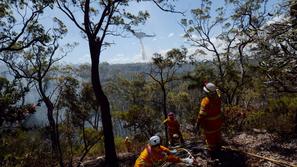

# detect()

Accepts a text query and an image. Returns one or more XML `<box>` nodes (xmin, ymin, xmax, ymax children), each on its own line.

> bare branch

<box><xmin>152</xmin><ymin>0</ymin><xmax>185</xmax><ymax>16</ymax></box>
<box><xmin>56</xmin><ymin>1</ymin><xmax>86</xmax><ymax>33</ymax></box>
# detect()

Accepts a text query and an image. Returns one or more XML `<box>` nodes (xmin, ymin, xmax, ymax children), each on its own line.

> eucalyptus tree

<box><xmin>56</xmin><ymin>0</ymin><xmax>182</xmax><ymax>165</ymax></box>
<box><xmin>147</xmin><ymin>48</ymin><xmax>187</xmax><ymax>144</ymax></box>
<box><xmin>56</xmin><ymin>1</ymin><xmax>148</xmax><ymax>165</ymax></box>
<box><xmin>105</xmin><ymin>74</ymin><xmax>162</xmax><ymax>138</ymax></box>
<box><xmin>57</xmin><ymin>76</ymin><xmax>103</xmax><ymax>165</ymax></box>
<box><xmin>167</xmin><ymin>83</ymin><xmax>197</xmax><ymax>127</ymax></box>
<box><xmin>249</xmin><ymin>0</ymin><xmax>297</xmax><ymax>131</ymax></box>
<box><xmin>183</xmin><ymin>0</ymin><xmax>297</xmax><ymax>131</ymax></box>
<box><xmin>106</xmin><ymin>74</ymin><xmax>148</xmax><ymax>107</ymax></box>
<box><xmin>0</xmin><ymin>77</ymin><xmax>36</xmax><ymax>129</ymax></box>
<box><xmin>0</xmin><ymin>0</ymin><xmax>54</xmax><ymax>53</ymax></box>
<box><xmin>223</xmin><ymin>0</ymin><xmax>288</xmax><ymax>105</ymax></box>
<box><xmin>180</xmin><ymin>0</ymin><xmax>276</xmax><ymax>105</ymax></box>
<box><xmin>219</xmin><ymin>0</ymin><xmax>297</xmax><ymax>93</ymax></box>
<box><xmin>221</xmin><ymin>0</ymin><xmax>297</xmax><ymax>99</ymax></box>
<box><xmin>0</xmin><ymin>19</ymin><xmax>69</xmax><ymax>167</ymax></box>
<box><xmin>252</xmin><ymin>0</ymin><xmax>297</xmax><ymax>93</ymax></box>
<box><xmin>0</xmin><ymin>0</ymin><xmax>70</xmax><ymax>166</ymax></box>
<box><xmin>180</xmin><ymin>0</ymin><xmax>239</xmax><ymax>104</ymax></box>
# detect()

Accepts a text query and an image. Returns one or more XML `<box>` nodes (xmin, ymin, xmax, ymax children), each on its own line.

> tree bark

<box><xmin>295</xmin><ymin>111</ymin><xmax>297</xmax><ymax>134</ymax></box>
<box><xmin>39</xmin><ymin>79</ymin><xmax>64</xmax><ymax>167</ymax></box>
<box><xmin>90</xmin><ymin>45</ymin><xmax>118</xmax><ymax>167</ymax></box>
<box><xmin>161</xmin><ymin>85</ymin><xmax>168</xmax><ymax>145</ymax></box>
<box><xmin>44</xmin><ymin>97</ymin><xmax>64</xmax><ymax>167</ymax></box>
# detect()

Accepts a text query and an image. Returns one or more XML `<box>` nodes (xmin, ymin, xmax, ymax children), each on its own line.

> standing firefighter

<box><xmin>134</xmin><ymin>135</ymin><xmax>193</xmax><ymax>167</ymax></box>
<box><xmin>163</xmin><ymin>112</ymin><xmax>185</xmax><ymax>146</ymax></box>
<box><xmin>124</xmin><ymin>136</ymin><xmax>132</xmax><ymax>152</ymax></box>
<box><xmin>196</xmin><ymin>82</ymin><xmax>223</xmax><ymax>154</ymax></box>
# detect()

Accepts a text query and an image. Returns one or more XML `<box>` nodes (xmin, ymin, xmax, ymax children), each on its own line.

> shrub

<box><xmin>222</xmin><ymin>105</ymin><xmax>248</xmax><ymax>135</ymax></box>
<box><xmin>244</xmin><ymin>96</ymin><xmax>297</xmax><ymax>134</ymax></box>
<box><xmin>0</xmin><ymin>129</ymin><xmax>53</xmax><ymax>167</ymax></box>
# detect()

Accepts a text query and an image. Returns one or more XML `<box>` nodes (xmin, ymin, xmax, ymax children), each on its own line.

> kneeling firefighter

<box><xmin>163</xmin><ymin>112</ymin><xmax>185</xmax><ymax>146</ymax></box>
<box><xmin>134</xmin><ymin>135</ymin><xmax>193</xmax><ymax>167</ymax></box>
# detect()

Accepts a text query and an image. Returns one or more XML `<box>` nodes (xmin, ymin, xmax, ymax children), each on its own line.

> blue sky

<box><xmin>49</xmin><ymin>0</ymin><xmax>205</xmax><ymax>64</ymax></box>
<box><xmin>45</xmin><ymin>0</ymin><xmax>279</xmax><ymax>65</ymax></box>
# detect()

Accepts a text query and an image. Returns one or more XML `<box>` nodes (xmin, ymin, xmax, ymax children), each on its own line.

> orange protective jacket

<box><xmin>163</xmin><ymin>118</ymin><xmax>180</xmax><ymax>134</ymax></box>
<box><xmin>197</xmin><ymin>95</ymin><xmax>223</xmax><ymax>134</ymax></box>
<box><xmin>134</xmin><ymin>145</ymin><xmax>181</xmax><ymax>167</ymax></box>
<box><xmin>124</xmin><ymin>138</ymin><xmax>132</xmax><ymax>152</ymax></box>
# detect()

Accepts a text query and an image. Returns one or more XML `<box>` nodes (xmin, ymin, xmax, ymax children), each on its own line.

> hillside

<box><xmin>98</xmin><ymin>62</ymin><xmax>195</xmax><ymax>82</ymax></box>
<box><xmin>1</xmin><ymin>0</ymin><xmax>297</xmax><ymax>166</ymax></box>
<box><xmin>79</xmin><ymin>131</ymin><xmax>297</xmax><ymax>167</ymax></box>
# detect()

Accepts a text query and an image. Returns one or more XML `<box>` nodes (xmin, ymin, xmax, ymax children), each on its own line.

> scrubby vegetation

<box><xmin>1</xmin><ymin>0</ymin><xmax>297</xmax><ymax>166</ymax></box>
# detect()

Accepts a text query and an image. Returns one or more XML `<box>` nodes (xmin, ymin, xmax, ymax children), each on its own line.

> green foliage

<box><xmin>0</xmin><ymin>0</ymin><xmax>56</xmax><ymax>52</ymax></box>
<box><xmin>167</xmin><ymin>86</ymin><xmax>197</xmax><ymax>125</ymax></box>
<box><xmin>0</xmin><ymin>77</ymin><xmax>35</xmax><ymax>127</ymax></box>
<box><xmin>78</xmin><ymin>128</ymin><xmax>102</xmax><ymax>147</ymax></box>
<box><xmin>222</xmin><ymin>95</ymin><xmax>297</xmax><ymax>135</ymax></box>
<box><xmin>114</xmin><ymin>136</ymin><xmax>144</xmax><ymax>154</ymax></box>
<box><xmin>58</xmin><ymin>76</ymin><xmax>99</xmax><ymax>128</ymax></box>
<box><xmin>268</xmin><ymin>96</ymin><xmax>297</xmax><ymax>114</ymax></box>
<box><xmin>1</xmin><ymin>0</ymin><xmax>297</xmax><ymax>165</ymax></box>
<box><xmin>0</xmin><ymin>129</ymin><xmax>53</xmax><ymax>167</ymax></box>
<box><xmin>152</xmin><ymin>48</ymin><xmax>187</xmax><ymax>70</ymax></box>
<box><xmin>114</xmin><ymin>136</ymin><xmax>127</xmax><ymax>153</ymax></box>
<box><xmin>105</xmin><ymin>74</ymin><xmax>148</xmax><ymax>106</ymax></box>
<box><xmin>114</xmin><ymin>105</ymin><xmax>162</xmax><ymax>139</ymax></box>
<box><xmin>88</xmin><ymin>140</ymin><xmax>105</xmax><ymax>156</ymax></box>
<box><xmin>223</xmin><ymin>106</ymin><xmax>248</xmax><ymax>134</ymax></box>
<box><xmin>184</xmin><ymin>62</ymin><xmax>216</xmax><ymax>90</ymax></box>
<box><xmin>149</xmin><ymin>48</ymin><xmax>188</xmax><ymax>144</ymax></box>
<box><xmin>244</xmin><ymin>96</ymin><xmax>297</xmax><ymax>134</ymax></box>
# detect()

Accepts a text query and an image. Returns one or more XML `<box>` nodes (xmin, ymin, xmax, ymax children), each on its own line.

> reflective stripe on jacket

<box><xmin>134</xmin><ymin>145</ymin><xmax>180</xmax><ymax>167</ymax></box>
<box><xmin>198</xmin><ymin>96</ymin><xmax>223</xmax><ymax>133</ymax></box>
<box><xmin>163</xmin><ymin>118</ymin><xmax>180</xmax><ymax>133</ymax></box>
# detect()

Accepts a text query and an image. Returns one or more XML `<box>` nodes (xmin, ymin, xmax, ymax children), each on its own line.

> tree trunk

<box><xmin>90</xmin><ymin>46</ymin><xmax>118</xmax><ymax>167</ymax></box>
<box><xmin>44</xmin><ymin>97</ymin><xmax>64</xmax><ymax>167</ymax></box>
<box><xmin>295</xmin><ymin>111</ymin><xmax>297</xmax><ymax>134</ymax></box>
<box><xmin>161</xmin><ymin>85</ymin><xmax>168</xmax><ymax>145</ymax></box>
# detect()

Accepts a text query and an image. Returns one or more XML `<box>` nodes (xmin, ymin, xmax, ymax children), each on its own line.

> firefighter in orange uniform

<box><xmin>163</xmin><ymin>112</ymin><xmax>185</xmax><ymax>146</ymax></box>
<box><xmin>134</xmin><ymin>135</ymin><xmax>193</xmax><ymax>167</ymax></box>
<box><xmin>124</xmin><ymin>136</ymin><xmax>132</xmax><ymax>152</ymax></box>
<box><xmin>196</xmin><ymin>82</ymin><xmax>223</xmax><ymax>153</ymax></box>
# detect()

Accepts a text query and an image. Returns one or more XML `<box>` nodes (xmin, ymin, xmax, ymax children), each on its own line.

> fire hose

<box><xmin>161</xmin><ymin>147</ymin><xmax>196</xmax><ymax>167</ymax></box>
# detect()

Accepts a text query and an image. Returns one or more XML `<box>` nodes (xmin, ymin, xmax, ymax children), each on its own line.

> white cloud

<box><xmin>66</xmin><ymin>35</ymin><xmax>229</xmax><ymax>65</ymax></box>
<box><xmin>106</xmin><ymin>52</ymin><xmax>150</xmax><ymax>64</ymax></box>
<box><xmin>157</xmin><ymin>48</ymin><xmax>171</xmax><ymax>55</ymax></box>
<box><xmin>185</xmin><ymin>37</ymin><xmax>229</xmax><ymax>62</ymax></box>
<box><xmin>168</xmin><ymin>33</ymin><xmax>174</xmax><ymax>38</ymax></box>
<box><xmin>266</xmin><ymin>14</ymin><xmax>287</xmax><ymax>25</ymax></box>
<box><xmin>187</xmin><ymin>47</ymin><xmax>212</xmax><ymax>61</ymax></box>
<box><xmin>78</xmin><ymin>54</ymin><xmax>91</xmax><ymax>64</ymax></box>
<box><xmin>182</xmin><ymin>34</ymin><xmax>199</xmax><ymax>42</ymax></box>
<box><xmin>61</xmin><ymin>53</ymin><xmax>91</xmax><ymax>64</ymax></box>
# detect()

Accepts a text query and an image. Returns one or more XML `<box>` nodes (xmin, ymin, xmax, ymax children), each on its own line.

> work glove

<box><xmin>181</xmin><ymin>157</ymin><xmax>194</xmax><ymax>164</ymax></box>
<box><xmin>170</xmin><ymin>149</ymin><xmax>177</xmax><ymax>154</ymax></box>
<box><xmin>173</xmin><ymin>134</ymin><xmax>179</xmax><ymax>138</ymax></box>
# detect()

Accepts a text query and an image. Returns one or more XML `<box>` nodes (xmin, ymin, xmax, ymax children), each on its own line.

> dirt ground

<box><xmin>223</xmin><ymin>131</ymin><xmax>297</xmax><ymax>167</ymax></box>
<box><xmin>188</xmin><ymin>131</ymin><xmax>297</xmax><ymax>167</ymax></box>
<box><xmin>80</xmin><ymin>131</ymin><xmax>297</xmax><ymax>167</ymax></box>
